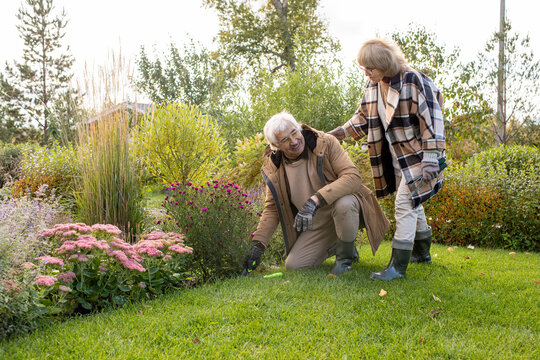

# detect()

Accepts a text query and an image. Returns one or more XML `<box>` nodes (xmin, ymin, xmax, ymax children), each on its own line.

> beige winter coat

<box><xmin>252</xmin><ymin>125</ymin><xmax>390</xmax><ymax>255</ymax></box>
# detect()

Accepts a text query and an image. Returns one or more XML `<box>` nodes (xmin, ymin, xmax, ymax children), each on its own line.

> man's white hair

<box><xmin>263</xmin><ymin>111</ymin><xmax>301</xmax><ymax>150</ymax></box>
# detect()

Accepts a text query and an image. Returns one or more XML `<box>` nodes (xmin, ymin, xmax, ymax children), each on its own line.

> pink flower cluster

<box><xmin>57</xmin><ymin>235</ymin><xmax>110</xmax><ymax>254</ymax></box>
<box><xmin>91</xmin><ymin>223</ymin><xmax>123</xmax><ymax>235</ymax></box>
<box><xmin>36</xmin><ymin>256</ymin><xmax>64</xmax><ymax>266</ymax></box>
<box><xmin>35</xmin><ymin>275</ymin><xmax>57</xmax><ymax>286</ymax></box>
<box><xmin>134</xmin><ymin>231</ymin><xmax>193</xmax><ymax>257</ymax></box>
<box><xmin>57</xmin><ymin>271</ymin><xmax>76</xmax><ymax>283</ymax></box>
<box><xmin>39</xmin><ymin>223</ymin><xmax>93</xmax><ymax>238</ymax></box>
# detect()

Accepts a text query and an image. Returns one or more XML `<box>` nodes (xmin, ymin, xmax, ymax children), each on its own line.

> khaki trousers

<box><xmin>285</xmin><ymin>194</ymin><xmax>361</xmax><ymax>270</ymax></box>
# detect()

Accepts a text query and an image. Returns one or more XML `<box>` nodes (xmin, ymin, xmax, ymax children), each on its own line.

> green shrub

<box><xmin>134</xmin><ymin>103</ymin><xmax>228</xmax><ymax>185</ymax></box>
<box><xmin>0</xmin><ymin>270</ymin><xmax>47</xmax><ymax>339</ymax></box>
<box><xmin>0</xmin><ymin>143</ymin><xmax>21</xmax><ymax>189</ymax></box>
<box><xmin>76</xmin><ymin>111</ymin><xmax>145</xmax><ymax>242</ymax></box>
<box><xmin>221</xmin><ymin>133</ymin><xmax>267</xmax><ymax>190</ymax></box>
<box><xmin>0</xmin><ymin>189</ymin><xmax>71</xmax><ymax>339</ymax></box>
<box><xmin>342</xmin><ymin>142</ymin><xmax>374</xmax><ymax>192</ymax></box>
<box><xmin>425</xmin><ymin>146</ymin><xmax>539</xmax><ymax>250</ymax></box>
<box><xmin>237</xmin><ymin>61</ymin><xmax>364</xmax><ymax>137</ymax></box>
<box><xmin>161</xmin><ymin>181</ymin><xmax>261</xmax><ymax>281</ymax></box>
<box><xmin>12</xmin><ymin>143</ymin><xmax>78</xmax><ymax>207</ymax></box>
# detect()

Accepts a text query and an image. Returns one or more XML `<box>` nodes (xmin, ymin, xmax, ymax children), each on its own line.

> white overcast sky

<box><xmin>1</xmin><ymin>0</ymin><xmax>539</xmax><ymax>88</ymax></box>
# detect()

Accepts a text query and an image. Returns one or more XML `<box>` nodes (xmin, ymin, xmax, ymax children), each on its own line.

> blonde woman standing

<box><xmin>329</xmin><ymin>38</ymin><xmax>446</xmax><ymax>281</ymax></box>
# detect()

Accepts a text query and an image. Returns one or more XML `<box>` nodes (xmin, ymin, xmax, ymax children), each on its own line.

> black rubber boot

<box><xmin>410</xmin><ymin>227</ymin><xmax>432</xmax><ymax>263</ymax></box>
<box><xmin>329</xmin><ymin>241</ymin><xmax>357</xmax><ymax>276</ymax></box>
<box><xmin>369</xmin><ymin>248</ymin><xmax>411</xmax><ymax>281</ymax></box>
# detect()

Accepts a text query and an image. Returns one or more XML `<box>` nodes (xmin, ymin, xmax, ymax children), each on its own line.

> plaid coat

<box><xmin>343</xmin><ymin>67</ymin><xmax>445</xmax><ymax>208</ymax></box>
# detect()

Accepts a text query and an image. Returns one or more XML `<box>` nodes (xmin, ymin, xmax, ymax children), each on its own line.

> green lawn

<box><xmin>1</xmin><ymin>242</ymin><xmax>538</xmax><ymax>359</ymax></box>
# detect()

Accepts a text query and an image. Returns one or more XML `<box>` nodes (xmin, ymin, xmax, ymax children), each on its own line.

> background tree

<box><xmin>203</xmin><ymin>0</ymin><xmax>339</xmax><ymax>73</ymax></box>
<box><xmin>0</xmin><ymin>0</ymin><xmax>76</xmax><ymax>144</ymax></box>
<box><xmin>476</xmin><ymin>20</ymin><xmax>540</xmax><ymax>145</ymax></box>
<box><xmin>136</xmin><ymin>39</ymin><xmax>236</xmax><ymax>110</ymax></box>
<box><xmin>391</xmin><ymin>25</ymin><xmax>494</xmax><ymax>159</ymax></box>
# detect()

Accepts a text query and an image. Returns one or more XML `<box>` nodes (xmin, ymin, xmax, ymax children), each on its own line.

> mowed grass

<box><xmin>1</xmin><ymin>242</ymin><xmax>538</xmax><ymax>359</ymax></box>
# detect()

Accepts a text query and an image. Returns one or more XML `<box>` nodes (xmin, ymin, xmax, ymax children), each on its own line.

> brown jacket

<box><xmin>252</xmin><ymin>125</ymin><xmax>390</xmax><ymax>255</ymax></box>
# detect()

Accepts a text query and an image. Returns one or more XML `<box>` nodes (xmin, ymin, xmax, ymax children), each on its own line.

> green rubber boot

<box><xmin>329</xmin><ymin>241</ymin><xmax>357</xmax><ymax>276</ymax></box>
<box><xmin>410</xmin><ymin>227</ymin><xmax>432</xmax><ymax>263</ymax></box>
<box><xmin>369</xmin><ymin>248</ymin><xmax>411</xmax><ymax>281</ymax></box>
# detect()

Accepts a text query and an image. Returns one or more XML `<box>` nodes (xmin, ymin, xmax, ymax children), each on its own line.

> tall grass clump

<box><xmin>76</xmin><ymin>111</ymin><xmax>145</xmax><ymax>242</ymax></box>
<box><xmin>75</xmin><ymin>51</ymin><xmax>145</xmax><ymax>242</ymax></box>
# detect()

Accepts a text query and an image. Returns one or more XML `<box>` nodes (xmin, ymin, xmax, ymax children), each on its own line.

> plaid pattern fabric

<box><xmin>343</xmin><ymin>67</ymin><xmax>445</xmax><ymax>207</ymax></box>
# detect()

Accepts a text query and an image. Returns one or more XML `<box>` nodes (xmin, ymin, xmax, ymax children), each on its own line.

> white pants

<box><xmin>392</xmin><ymin>176</ymin><xmax>430</xmax><ymax>250</ymax></box>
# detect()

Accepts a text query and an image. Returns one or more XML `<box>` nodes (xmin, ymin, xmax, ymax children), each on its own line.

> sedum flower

<box><xmin>35</xmin><ymin>275</ymin><xmax>57</xmax><ymax>286</ymax></box>
<box><xmin>36</xmin><ymin>256</ymin><xmax>64</xmax><ymax>266</ymax></box>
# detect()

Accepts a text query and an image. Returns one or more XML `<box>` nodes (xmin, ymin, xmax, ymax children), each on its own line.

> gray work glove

<box><xmin>294</xmin><ymin>198</ymin><xmax>318</xmax><ymax>232</ymax></box>
<box><xmin>422</xmin><ymin>162</ymin><xmax>439</xmax><ymax>181</ymax></box>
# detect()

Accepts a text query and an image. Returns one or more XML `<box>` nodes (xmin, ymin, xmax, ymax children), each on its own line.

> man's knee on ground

<box><xmin>285</xmin><ymin>257</ymin><xmax>317</xmax><ymax>271</ymax></box>
<box><xmin>332</xmin><ymin>195</ymin><xmax>358</xmax><ymax>217</ymax></box>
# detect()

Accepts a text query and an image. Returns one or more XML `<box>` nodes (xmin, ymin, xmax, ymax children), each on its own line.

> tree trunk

<box><xmin>272</xmin><ymin>0</ymin><xmax>295</xmax><ymax>72</ymax></box>
<box><xmin>496</xmin><ymin>0</ymin><xmax>506</xmax><ymax>144</ymax></box>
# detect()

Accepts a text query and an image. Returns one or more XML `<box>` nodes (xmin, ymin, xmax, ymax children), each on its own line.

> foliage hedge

<box><xmin>347</xmin><ymin>145</ymin><xmax>539</xmax><ymax>251</ymax></box>
<box><xmin>12</xmin><ymin>143</ymin><xmax>78</xmax><ymax>207</ymax></box>
<box><xmin>425</xmin><ymin>145</ymin><xmax>539</xmax><ymax>250</ymax></box>
<box><xmin>222</xmin><ymin>133</ymin><xmax>267</xmax><ymax>190</ymax></box>
<box><xmin>0</xmin><ymin>143</ymin><xmax>21</xmax><ymax>188</ymax></box>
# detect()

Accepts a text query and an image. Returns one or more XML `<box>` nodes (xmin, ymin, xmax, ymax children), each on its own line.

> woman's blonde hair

<box><xmin>357</xmin><ymin>38</ymin><xmax>407</xmax><ymax>77</ymax></box>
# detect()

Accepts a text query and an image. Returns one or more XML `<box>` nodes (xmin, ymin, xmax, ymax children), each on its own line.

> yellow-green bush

<box><xmin>134</xmin><ymin>103</ymin><xmax>227</xmax><ymax>185</ymax></box>
<box><xmin>221</xmin><ymin>133</ymin><xmax>267</xmax><ymax>190</ymax></box>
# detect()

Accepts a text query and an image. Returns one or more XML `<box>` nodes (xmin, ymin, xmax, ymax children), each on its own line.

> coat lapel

<box><xmin>385</xmin><ymin>71</ymin><xmax>404</xmax><ymax>123</ymax></box>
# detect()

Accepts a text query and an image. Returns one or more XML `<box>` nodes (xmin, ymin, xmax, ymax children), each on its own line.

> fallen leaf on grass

<box><xmin>432</xmin><ymin>293</ymin><xmax>441</xmax><ymax>302</ymax></box>
<box><xmin>327</xmin><ymin>273</ymin><xmax>336</xmax><ymax>279</ymax></box>
<box><xmin>480</xmin><ymin>272</ymin><xmax>486</xmax><ymax>276</ymax></box>
<box><xmin>509</xmin><ymin>252</ymin><xmax>516</xmax><ymax>256</ymax></box>
<box><xmin>137</xmin><ymin>310</ymin><xmax>143</xmax><ymax>316</ymax></box>
<box><xmin>193</xmin><ymin>337</ymin><xmax>200</xmax><ymax>344</ymax></box>
<box><xmin>465</xmin><ymin>256</ymin><xmax>471</xmax><ymax>259</ymax></box>
<box><xmin>447</xmin><ymin>247</ymin><xmax>454</xmax><ymax>252</ymax></box>
<box><xmin>379</xmin><ymin>289</ymin><xmax>387</xmax><ymax>297</ymax></box>
<box><xmin>420</xmin><ymin>336</ymin><xmax>425</xmax><ymax>345</ymax></box>
<box><xmin>533</xmin><ymin>280</ymin><xmax>540</xmax><ymax>284</ymax></box>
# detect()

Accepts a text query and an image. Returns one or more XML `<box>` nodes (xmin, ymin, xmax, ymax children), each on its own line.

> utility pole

<box><xmin>496</xmin><ymin>0</ymin><xmax>506</xmax><ymax>144</ymax></box>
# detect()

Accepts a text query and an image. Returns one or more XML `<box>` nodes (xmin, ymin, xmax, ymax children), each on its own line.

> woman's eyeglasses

<box><xmin>358</xmin><ymin>65</ymin><xmax>374</xmax><ymax>76</ymax></box>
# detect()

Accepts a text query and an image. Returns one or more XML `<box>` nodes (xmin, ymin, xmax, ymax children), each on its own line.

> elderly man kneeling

<box><xmin>242</xmin><ymin>111</ymin><xmax>389</xmax><ymax>276</ymax></box>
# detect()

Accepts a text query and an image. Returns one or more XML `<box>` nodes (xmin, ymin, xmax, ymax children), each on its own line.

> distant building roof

<box><xmin>83</xmin><ymin>102</ymin><xmax>151</xmax><ymax>124</ymax></box>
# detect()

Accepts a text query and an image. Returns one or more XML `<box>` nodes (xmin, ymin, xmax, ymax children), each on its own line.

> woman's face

<box><xmin>359</xmin><ymin>65</ymin><xmax>385</xmax><ymax>84</ymax></box>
